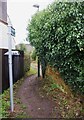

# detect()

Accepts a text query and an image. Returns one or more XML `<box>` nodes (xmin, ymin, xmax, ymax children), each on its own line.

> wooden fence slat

<box><xmin>0</xmin><ymin>49</ymin><xmax>24</xmax><ymax>93</ymax></box>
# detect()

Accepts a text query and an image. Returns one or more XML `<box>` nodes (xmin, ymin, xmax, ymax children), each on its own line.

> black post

<box><xmin>38</xmin><ymin>56</ymin><xmax>40</xmax><ymax>77</ymax></box>
<box><xmin>41</xmin><ymin>58</ymin><xmax>46</xmax><ymax>78</ymax></box>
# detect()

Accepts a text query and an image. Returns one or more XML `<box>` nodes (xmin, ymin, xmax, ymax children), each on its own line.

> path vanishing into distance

<box><xmin>16</xmin><ymin>74</ymin><xmax>61</xmax><ymax>118</ymax></box>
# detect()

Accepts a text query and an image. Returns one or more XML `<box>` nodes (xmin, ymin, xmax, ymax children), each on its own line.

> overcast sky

<box><xmin>7</xmin><ymin>0</ymin><xmax>54</xmax><ymax>45</ymax></box>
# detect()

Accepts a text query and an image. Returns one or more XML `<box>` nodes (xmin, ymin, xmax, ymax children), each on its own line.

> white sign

<box><xmin>4</xmin><ymin>51</ymin><xmax>20</xmax><ymax>56</ymax></box>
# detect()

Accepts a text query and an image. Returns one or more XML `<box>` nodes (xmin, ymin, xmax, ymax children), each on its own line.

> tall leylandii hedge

<box><xmin>28</xmin><ymin>2</ymin><xmax>84</xmax><ymax>94</ymax></box>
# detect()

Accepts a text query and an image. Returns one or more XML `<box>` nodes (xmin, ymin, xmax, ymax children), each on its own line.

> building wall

<box><xmin>0</xmin><ymin>1</ymin><xmax>2</xmax><ymax>20</ymax></box>
<box><xmin>0</xmin><ymin>0</ymin><xmax>7</xmax><ymax>23</ymax></box>
<box><xmin>0</xmin><ymin>22</ymin><xmax>15</xmax><ymax>49</ymax></box>
<box><xmin>0</xmin><ymin>0</ymin><xmax>15</xmax><ymax>49</ymax></box>
<box><xmin>0</xmin><ymin>49</ymin><xmax>2</xmax><ymax>93</ymax></box>
<box><xmin>0</xmin><ymin>22</ymin><xmax>8</xmax><ymax>49</ymax></box>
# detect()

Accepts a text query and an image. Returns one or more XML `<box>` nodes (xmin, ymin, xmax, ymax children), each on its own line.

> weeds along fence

<box><xmin>0</xmin><ymin>49</ymin><xmax>24</xmax><ymax>93</ymax></box>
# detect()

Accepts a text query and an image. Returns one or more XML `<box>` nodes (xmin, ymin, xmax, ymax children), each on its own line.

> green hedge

<box><xmin>27</xmin><ymin>2</ymin><xmax>84</xmax><ymax>94</ymax></box>
<box><xmin>31</xmin><ymin>49</ymin><xmax>37</xmax><ymax>61</ymax></box>
<box><xmin>24</xmin><ymin>53</ymin><xmax>31</xmax><ymax>73</ymax></box>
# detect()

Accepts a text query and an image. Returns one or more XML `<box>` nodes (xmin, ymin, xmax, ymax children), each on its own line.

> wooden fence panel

<box><xmin>0</xmin><ymin>49</ymin><xmax>24</xmax><ymax>93</ymax></box>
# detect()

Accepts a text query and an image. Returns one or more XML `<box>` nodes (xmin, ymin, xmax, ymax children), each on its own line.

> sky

<box><xmin>7</xmin><ymin>0</ymin><xmax>54</xmax><ymax>45</ymax></box>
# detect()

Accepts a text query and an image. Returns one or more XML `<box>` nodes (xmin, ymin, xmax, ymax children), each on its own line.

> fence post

<box><xmin>38</xmin><ymin>56</ymin><xmax>40</xmax><ymax>77</ymax></box>
<box><xmin>41</xmin><ymin>58</ymin><xmax>47</xmax><ymax>78</ymax></box>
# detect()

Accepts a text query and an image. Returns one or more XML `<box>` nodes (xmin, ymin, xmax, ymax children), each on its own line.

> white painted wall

<box><xmin>0</xmin><ymin>22</ymin><xmax>15</xmax><ymax>49</ymax></box>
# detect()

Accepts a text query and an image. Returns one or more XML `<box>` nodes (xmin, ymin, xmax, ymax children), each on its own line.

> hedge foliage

<box><xmin>27</xmin><ymin>1</ymin><xmax>84</xmax><ymax>94</ymax></box>
<box><xmin>24</xmin><ymin>53</ymin><xmax>31</xmax><ymax>73</ymax></box>
<box><xmin>31</xmin><ymin>49</ymin><xmax>37</xmax><ymax>61</ymax></box>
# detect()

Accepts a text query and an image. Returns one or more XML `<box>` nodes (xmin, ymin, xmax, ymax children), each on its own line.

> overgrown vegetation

<box><xmin>24</xmin><ymin>53</ymin><xmax>31</xmax><ymax>73</ymax></box>
<box><xmin>38</xmin><ymin>75</ymin><xmax>84</xmax><ymax>118</ymax></box>
<box><xmin>31</xmin><ymin>49</ymin><xmax>37</xmax><ymax>61</ymax></box>
<box><xmin>28</xmin><ymin>1</ymin><xmax>84</xmax><ymax>94</ymax></box>
<box><xmin>0</xmin><ymin>90</ymin><xmax>10</xmax><ymax>118</ymax></box>
<box><xmin>16</xmin><ymin>43</ymin><xmax>31</xmax><ymax>74</ymax></box>
<box><xmin>25</xmin><ymin>67</ymin><xmax>37</xmax><ymax>77</ymax></box>
<box><xmin>16</xmin><ymin>43</ymin><xmax>27</xmax><ymax>53</ymax></box>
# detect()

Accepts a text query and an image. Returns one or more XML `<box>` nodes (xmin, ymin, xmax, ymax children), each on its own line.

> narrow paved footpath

<box><xmin>17</xmin><ymin>74</ymin><xmax>61</xmax><ymax>118</ymax></box>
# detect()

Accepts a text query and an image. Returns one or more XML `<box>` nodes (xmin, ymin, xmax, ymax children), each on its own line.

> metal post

<box><xmin>8</xmin><ymin>24</ymin><xmax>14</xmax><ymax>112</ymax></box>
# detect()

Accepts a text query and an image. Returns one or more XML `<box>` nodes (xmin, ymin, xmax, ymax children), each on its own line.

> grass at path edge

<box><xmin>0</xmin><ymin>67</ymin><xmax>37</xmax><ymax>118</ymax></box>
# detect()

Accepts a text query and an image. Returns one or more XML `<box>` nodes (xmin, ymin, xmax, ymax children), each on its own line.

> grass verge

<box><xmin>25</xmin><ymin>67</ymin><xmax>37</xmax><ymax>77</ymax></box>
<box><xmin>38</xmin><ymin>75</ymin><xmax>84</xmax><ymax>118</ymax></box>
